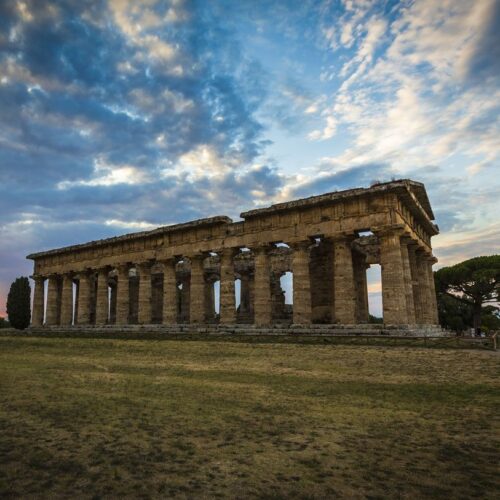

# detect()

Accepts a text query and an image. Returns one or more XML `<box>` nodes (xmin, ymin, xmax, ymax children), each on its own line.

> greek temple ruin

<box><xmin>27</xmin><ymin>179</ymin><xmax>440</xmax><ymax>330</ymax></box>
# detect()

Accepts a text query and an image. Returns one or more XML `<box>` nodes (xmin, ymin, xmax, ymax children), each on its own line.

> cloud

<box><xmin>283</xmin><ymin>162</ymin><xmax>392</xmax><ymax>201</ymax></box>
<box><xmin>105</xmin><ymin>219</ymin><xmax>158</xmax><ymax>230</ymax></box>
<box><xmin>433</xmin><ymin>223</ymin><xmax>500</xmax><ymax>267</ymax></box>
<box><xmin>463</xmin><ymin>0</ymin><xmax>500</xmax><ymax>84</ymax></box>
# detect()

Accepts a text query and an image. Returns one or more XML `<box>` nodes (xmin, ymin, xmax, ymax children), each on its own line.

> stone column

<box><xmin>116</xmin><ymin>265</ymin><xmax>130</xmax><ymax>325</ymax></box>
<box><xmin>151</xmin><ymin>273</ymin><xmax>163</xmax><ymax>323</ymax></box>
<box><xmin>424</xmin><ymin>255</ymin><xmax>439</xmax><ymax>325</ymax></box>
<box><xmin>238</xmin><ymin>273</ymin><xmax>253</xmax><ymax>323</ymax></box>
<box><xmin>32</xmin><ymin>276</ymin><xmax>45</xmax><ymax>326</ymax></box>
<box><xmin>400</xmin><ymin>239</ymin><xmax>416</xmax><ymax>324</ymax></box>
<box><xmin>45</xmin><ymin>275</ymin><xmax>60</xmax><ymax>325</ymax></box>
<box><xmin>379</xmin><ymin>231</ymin><xmax>408</xmax><ymax>325</ymax></box>
<box><xmin>138</xmin><ymin>262</ymin><xmax>153</xmax><ymax>324</ymax></box>
<box><xmin>189</xmin><ymin>255</ymin><xmax>206</xmax><ymax>324</ymax></box>
<box><xmin>353</xmin><ymin>252</ymin><xmax>370</xmax><ymax>323</ymax></box>
<box><xmin>60</xmin><ymin>274</ymin><xmax>74</xmax><ymax>326</ymax></box>
<box><xmin>220</xmin><ymin>248</ymin><xmax>237</xmax><ymax>324</ymax></box>
<box><xmin>333</xmin><ymin>236</ymin><xmax>357</xmax><ymax>324</ymax></box>
<box><xmin>253</xmin><ymin>245</ymin><xmax>272</xmax><ymax>326</ymax></box>
<box><xmin>76</xmin><ymin>271</ymin><xmax>91</xmax><ymax>325</ymax></box>
<box><xmin>180</xmin><ymin>277</ymin><xmax>190</xmax><ymax>323</ymax></box>
<box><xmin>407</xmin><ymin>245</ymin><xmax>424</xmax><ymax>323</ymax></box>
<box><xmin>95</xmin><ymin>268</ymin><xmax>110</xmax><ymax>325</ymax></box>
<box><xmin>109</xmin><ymin>282</ymin><xmax>117</xmax><ymax>324</ymax></box>
<box><xmin>89</xmin><ymin>274</ymin><xmax>97</xmax><ymax>325</ymax></box>
<box><xmin>205</xmin><ymin>279</ymin><xmax>216</xmax><ymax>322</ymax></box>
<box><xmin>291</xmin><ymin>241</ymin><xmax>312</xmax><ymax>325</ymax></box>
<box><xmin>415</xmin><ymin>251</ymin><xmax>431</xmax><ymax>324</ymax></box>
<box><xmin>162</xmin><ymin>258</ymin><xmax>177</xmax><ymax>324</ymax></box>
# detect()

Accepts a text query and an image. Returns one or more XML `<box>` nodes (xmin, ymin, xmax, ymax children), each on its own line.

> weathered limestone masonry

<box><xmin>27</xmin><ymin>180</ymin><xmax>441</xmax><ymax>332</ymax></box>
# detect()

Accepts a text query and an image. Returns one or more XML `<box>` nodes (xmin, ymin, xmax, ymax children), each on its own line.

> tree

<box><xmin>0</xmin><ymin>317</ymin><xmax>10</xmax><ymax>329</ymax></box>
<box><xmin>369</xmin><ymin>314</ymin><xmax>383</xmax><ymax>324</ymax></box>
<box><xmin>480</xmin><ymin>305</ymin><xmax>500</xmax><ymax>333</ymax></box>
<box><xmin>6</xmin><ymin>277</ymin><xmax>31</xmax><ymax>330</ymax></box>
<box><xmin>435</xmin><ymin>292</ymin><xmax>472</xmax><ymax>333</ymax></box>
<box><xmin>435</xmin><ymin>255</ymin><xmax>500</xmax><ymax>334</ymax></box>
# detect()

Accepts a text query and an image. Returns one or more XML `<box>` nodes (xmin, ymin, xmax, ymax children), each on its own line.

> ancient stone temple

<box><xmin>27</xmin><ymin>179</ymin><xmax>440</xmax><ymax>330</ymax></box>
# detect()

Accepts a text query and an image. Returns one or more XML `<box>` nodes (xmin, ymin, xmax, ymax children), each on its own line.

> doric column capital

<box><xmin>75</xmin><ymin>268</ymin><xmax>92</xmax><ymax>280</ymax></box>
<box><xmin>426</xmin><ymin>255</ymin><xmax>438</xmax><ymax>264</ymax></box>
<box><xmin>116</xmin><ymin>263</ymin><xmax>131</xmax><ymax>275</ymax></box>
<box><xmin>136</xmin><ymin>260</ymin><xmax>154</xmax><ymax>274</ymax></box>
<box><xmin>136</xmin><ymin>259</ymin><xmax>154</xmax><ymax>267</ymax></box>
<box><xmin>415</xmin><ymin>248</ymin><xmax>435</xmax><ymax>263</ymax></box>
<box><xmin>405</xmin><ymin>241</ymin><xmax>421</xmax><ymax>255</ymax></box>
<box><xmin>159</xmin><ymin>256</ymin><xmax>177</xmax><ymax>265</ymax></box>
<box><xmin>290</xmin><ymin>240</ymin><xmax>314</xmax><ymax>252</ymax></box>
<box><xmin>31</xmin><ymin>274</ymin><xmax>46</xmax><ymax>283</ymax></box>
<box><xmin>219</xmin><ymin>247</ymin><xmax>239</xmax><ymax>258</ymax></box>
<box><xmin>325</xmin><ymin>233</ymin><xmax>357</xmax><ymax>250</ymax></box>
<box><xmin>374</xmin><ymin>225</ymin><xmax>406</xmax><ymax>239</ymax></box>
<box><xmin>188</xmin><ymin>252</ymin><xmax>210</xmax><ymax>262</ymax></box>
<box><xmin>251</xmin><ymin>243</ymin><xmax>273</xmax><ymax>255</ymax></box>
<box><xmin>158</xmin><ymin>257</ymin><xmax>177</xmax><ymax>275</ymax></box>
<box><xmin>400</xmin><ymin>234</ymin><xmax>417</xmax><ymax>246</ymax></box>
<box><xmin>61</xmin><ymin>272</ymin><xmax>74</xmax><ymax>282</ymax></box>
<box><xmin>332</xmin><ymin>231</ymin><xmax>357</xmax><ymax>241</ymax></box>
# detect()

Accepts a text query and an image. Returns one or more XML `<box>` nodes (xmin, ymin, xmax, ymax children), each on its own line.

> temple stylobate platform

<box><xmin>27</xmin><ymin>179</ymin><xmax>441</xmax><ymax>332</ymax></box>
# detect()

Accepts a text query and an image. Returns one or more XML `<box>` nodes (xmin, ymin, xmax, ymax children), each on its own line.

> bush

<box><xmin>6</xmin><ymin>277</ymin><xmax>31</xmax><ymax>330</ymax></box>
<box><xmin>0</xmin><ymin>317</ymin><xmax>10</xmax><ymax>329</ymax></box>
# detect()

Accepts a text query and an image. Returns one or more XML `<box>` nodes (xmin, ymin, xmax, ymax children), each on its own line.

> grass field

<box><xmin>0</xmin><ymin>336</ymin><xmax>498</xmax><ymax>498</ymax></box>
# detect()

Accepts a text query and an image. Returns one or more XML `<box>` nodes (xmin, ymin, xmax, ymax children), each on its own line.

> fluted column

<box><xmin>415</xmin><ymin>251</ymin><xmax>431</xmax><ymax>324</ymax></box>
<box><xmin>333</xmin><ymin>236</ymin><xmax>357</xmax><ymax>324</ymax></box>
<box><xmin>238</xmin><ymin>273</ymin><xmax>253</xmax><ymax>323</ymax></box>
<box><xmin>353</xmin><ymin>253</ymin><xmax>370</xmax><ymax>323</ymax></box>
<box><xmin>189</xmin><ymin>255</ymin><xmax>206</xmax><ymax>324</ymax></box>
<box><xmin>76</xmin><ymin>271</ymin><xmax>91</xmax><ymax>325</ymax></box>
<box><xmin>95</xmin><ymin>268</ymin><xmax>110</xmax><ymax>325</ymax></box>
<box><xmin>60</xmin><ymin>274</ymin><xmax>74</xmax><ymax>326</ymax></box>
<box><xmin>400</xmin><ymin>239</ymin><xmax>416</xmax><ymax>324</ymax></box>
<box><xmin>408</xmin><ymin>245</ymin><xmax>424</xmax><ymax>323</ymax></box>
<box><xmin>253</xmin><ymin>245</ymin><xmax>272</xmax><ymax>326</ymax></box>
<box><xmin>180</xmin><ymin>277</ymin><xmax>190</xmax><ymax>323</ymax></box>
<box><xmin>425</xmin><ymin>255</ymin><xmax>439</xmax><ymax>324</ymax></box>
<box><xmin>116</xmin><ymin>265</ymin><xmax>130</xmax><ymax>325</ymax></box>
<box><xmin>138</xmin><ymin>262</ymin><xmax>152</xmax><ymax>324</ymax></box>
<box><xmin>379</xmin><ymin>231</ymin><xmax>408</xmax><ymax>325</ymax></box>
<box><xmin>46</xmin><ymin>275</ymin><xmax>60</xmax><ymax>325</ymax></box>
<box><xmin>291</xmin><ymin>241</ymin><xmax>312</xmax><ymax>325</ymax></box>
<box><xmin>220</xmin><ymin>248</ymin><xmax>237</xmax><ymax>324</ymax></box>
<box><xmin>32</xmin><ymin>276</ymin><xmax>45</xmax><ymax>326</ymax></box>
<box><xmin>109</xmin><ymin>283</ymin><xmax>117</xmax><ymax>324</ymax></box>
<box><xmin>205</xmin><ymin>279</ymin><xmax>216</xmax><ymax>321</ymax></box>
<box><xmin>162</xmin><ymin>258</ymin><xmax>177</xmax><ymax>324</ymax></box>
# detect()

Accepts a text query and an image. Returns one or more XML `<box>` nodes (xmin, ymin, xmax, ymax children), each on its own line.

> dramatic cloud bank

<box><xmin>1</xmin><ymin>0</ymin><xmax>499</xmax><ymax>316</ymax></box>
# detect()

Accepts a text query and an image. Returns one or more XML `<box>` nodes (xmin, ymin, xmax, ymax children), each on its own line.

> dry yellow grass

<box><xmin>0</xmin><ymin>336</ymin><xmax>498</xmax><ymax>498</ymax></box>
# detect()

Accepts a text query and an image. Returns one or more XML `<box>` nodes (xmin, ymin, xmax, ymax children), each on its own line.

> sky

<box><xmin>1</xmin><ymin>0</ymin><xmax>499</xmax><ymax>318</ymax></box>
